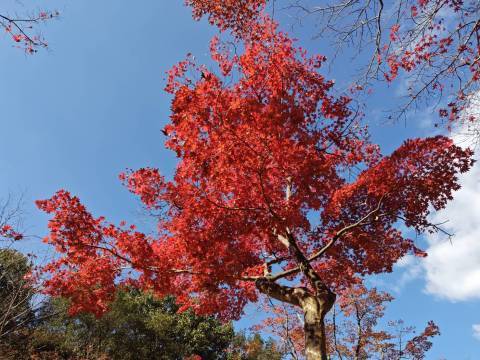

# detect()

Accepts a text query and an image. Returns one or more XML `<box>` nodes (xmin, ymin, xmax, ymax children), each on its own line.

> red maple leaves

<box><xmin>1</xmin><ymin>10</ymin><xmax>59</xmax><ymax>54</ymax></box>
<box><xmin>185</xmin><ymin>0</ymin><xmax>265</xmax><ymax>35</ymax></box>
<box><xmin>0</xmin><ymin>224</ymin><xmax>23</xmax><ymax>241</ymax></box>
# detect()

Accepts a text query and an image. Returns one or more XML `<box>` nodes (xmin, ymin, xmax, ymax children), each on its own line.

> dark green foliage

<box><xmin>32</xmin><ymin>289</ymin><xmax>235</xmax><ymax>359</ymax></box>
<box><xmin>0</xmin><ymin>250</ymin><xmax>283</xmax><ymax>359</ymax></box>
<box><xmin>0</xmin><ymin>249</ymin><xmax>36</xmax><ymax>357</ymax></box>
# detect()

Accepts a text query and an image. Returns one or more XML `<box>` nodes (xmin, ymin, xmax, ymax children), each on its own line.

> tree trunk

<box><xmin>255</xmin><ymin>279</ymin><xmax>336</xmax><ymax>360</ymax></box>
<box><xmin>301</xmin><ymin>292</ymin><xmax>336</xmax><ymax>360</ymax></box>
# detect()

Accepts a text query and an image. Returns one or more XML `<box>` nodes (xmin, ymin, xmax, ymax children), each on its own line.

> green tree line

<box><xmin>0</xmin><ymin>249</ymin><xmax>283</xmax><ymax>360</ymax></box>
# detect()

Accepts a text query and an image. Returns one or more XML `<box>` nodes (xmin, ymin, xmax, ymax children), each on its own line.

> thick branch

<box><xmin>278</xmin><ymin>231</ymin><xmax>327</xmax><ymax>293</ymax></box>
<box><xmin>255</xmin><ymin>278</ymin><xmax>307</xmax><ymax>307</ymax></box>
<box><xmin>269</xmin><ymin>197</ymin><xmax>384</xmax><ymax>282</ymax></box>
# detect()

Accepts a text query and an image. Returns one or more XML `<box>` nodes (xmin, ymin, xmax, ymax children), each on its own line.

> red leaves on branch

<box><xmin>36</xmin><ymin>190</ymin><xmax>172</xmax><ymax>317</ymax></box>
<box><xmin>404</xmin><ymin>321</ymin><xmax>440</xmax><ymax>359</ymax></box>
<box><xmin>35</xmin><ymin>189</ymin><xmax>255</xmax><ymax>319</ymax></box>
<box><xmin>119</xmin><ymin>168</ymin><xmax>168</xmax><ymax>208</ymax></box>
<box><xmin>185</xmin><ymin>0</ymin><xmax>265</xmax><ymax>35</ymax></box>
<box><xmin>315</xmin><ymin>136</ymin><xmax>472</xmax><ymax>287</ymax></box>
<box><xmin>336</xmin><ymin>287</ymin><xmax>440</xmax><ymax>359</ymax></box>
<box><xmin>381</xmin><ymin>0</ymin><xmax>480</xmax><ymax>122</ymax></box>
<box><xmin>37</xmin><ymin>16</ymin><xmax>473</xmax><ymax>321</ymax></box>
<box><xmin>0</xmin><ymin>224</ymin><xmax>23</xmax><ymax>241</ymax></box>
<box><xmin>0</xmin><ymin>10</ymin><xmax>59</xmax><ymax>53</ymax></box>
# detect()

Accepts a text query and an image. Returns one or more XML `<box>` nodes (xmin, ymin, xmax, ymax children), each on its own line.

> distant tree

<box><xmin>253</xmin><ymin>301</ymin><xmax>305</xmax><ymax>359</ymax></box>
<box><xmin>0</xmin><ymin>249</ymin><xmax>36</xmax><ymax>359</ymax></box>
<box><xmin>228</xmin><ymin>331</ymin><xmax>284</xmax><ymax>360</ymax></box>
<box><xmin>330</xmin><ymin>285</ymin><xmax>440</xmax><ymax>359</ymax></box>
<box><xmin>32</xmin><ymin>289</ymin><xmax>235</xmax><ymax>360</ymax></box>
<box><xmin>255</xmin><ymin>284</ymin><xmax>439</xmax><ymax>359</ymax></box>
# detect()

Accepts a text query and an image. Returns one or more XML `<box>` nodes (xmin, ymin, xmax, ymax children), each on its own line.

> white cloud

<box><xmin>421</xmin><ymin>96</ymin><xmax>480</xmax><ymax>301</ymax></box>
<box><xmin>472</xmin><ymin>324</ymin><xmax>480</xmax><ymax>341</ymax></box>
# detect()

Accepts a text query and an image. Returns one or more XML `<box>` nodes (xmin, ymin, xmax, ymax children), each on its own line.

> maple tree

<box><xmin>256</xmin><ymin>284</ymin><xmax>440</xmax><ymax>359</ymax></box>
<box><xmin>36</xmin><ymin>10</ymin><xmax>473</xmax><ymax>360</ymax></box>
<box><xmin>332</xmin><ymin>286</ymin><xmax>440</xmax><ymax>359</ymax></box>
<box><xmin>252</xmin><ymin>300</ymin><xmax>305</xmax><ymax>358</ymax></box>
<box><xmin>0</xmin><ymin>8</ymin><xmax>59</xmax><ymax>53</ymax></box>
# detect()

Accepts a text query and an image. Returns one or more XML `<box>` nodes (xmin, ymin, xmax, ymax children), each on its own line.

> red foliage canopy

<box><xmin>37</xmin><ymin>17</ymin><xmax>473</xmax><ymax>320</ymax></box>
<box><xmin>186</xmin><ymin>0</ymin><xmax>480</xmax><ymax>126</ymax></box>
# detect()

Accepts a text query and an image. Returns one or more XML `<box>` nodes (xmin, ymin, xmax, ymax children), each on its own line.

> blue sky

<box><xmin>1</xmin><ymin>1</ymin><xmax>479</xmax><ymax>358</ymax></box>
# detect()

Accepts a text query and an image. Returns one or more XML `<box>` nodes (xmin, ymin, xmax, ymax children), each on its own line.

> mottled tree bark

<box><xmin>301</xmin><ymin>291</ymin><xmax>336</xmax><ymax>360</ymax></box>
<box><xmin>255</xmin><ymin>278</ymin><xmax>336</xmax><ymax>360</ymax></box>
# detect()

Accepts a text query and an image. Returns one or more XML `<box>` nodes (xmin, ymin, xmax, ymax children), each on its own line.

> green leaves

<box><xmin>33</xmin><ymin>289</ymin><xmax>235</xmax><ymax>359</ymax></box>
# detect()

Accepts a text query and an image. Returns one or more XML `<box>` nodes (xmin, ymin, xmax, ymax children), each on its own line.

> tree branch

<box><xmin>255</xmin><ymin>278</ymin><xmax>306</xmax><ymax>306</ymax></box>
<box><xmin>268</xmin><ymin>196</ymin><xmax>385</xmax><ymax>282</ymax></box>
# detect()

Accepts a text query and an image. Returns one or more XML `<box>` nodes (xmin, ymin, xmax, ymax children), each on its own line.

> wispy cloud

<box><xmin>472</xmin><ymin>324</ymin><xmax>480</xmax><ymax>341</ymax></box>
<box><xmin>393</xmin><ymin>255</ymin><xmax>423</xmax><ymax>292</ymax></box>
